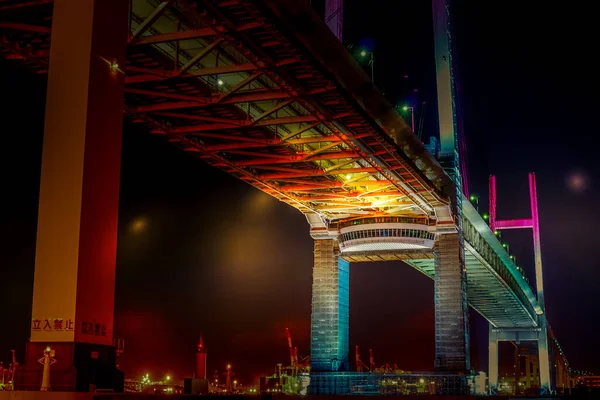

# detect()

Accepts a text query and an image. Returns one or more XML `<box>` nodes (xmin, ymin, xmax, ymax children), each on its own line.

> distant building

<box><xmin>142</xmin><ymin>383</ymin><xmax>184</xmax><ymax>394</ymax></box>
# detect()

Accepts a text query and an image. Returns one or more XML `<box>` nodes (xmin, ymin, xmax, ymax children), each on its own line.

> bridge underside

<box><xmin>341</xmin><ymin>247</ymin><xmax>536</xmax><ymax>329</ymax></box>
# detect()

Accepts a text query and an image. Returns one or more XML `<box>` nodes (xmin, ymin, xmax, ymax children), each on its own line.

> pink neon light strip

<box><xmin>529</xmin><ymin>172</ymin><xmax>545</xmax><ymax>309</ymax></box>
<box><xmin>489</xmin><ymin>175</ymin><xmax>497</xmax><ymax>232</ymax></box>
<box><xmin>495</xmin><ymin>218</ymin><xmax>534</xmax><ymax>229</ymax></box>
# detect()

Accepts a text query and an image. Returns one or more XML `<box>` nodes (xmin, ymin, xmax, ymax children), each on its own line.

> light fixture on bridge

<box><xmin>217</xmin><ymin>79</ymin><xmax>224</xmax><ymax>86</ymax></box>
<box><xmin>109</xmin><ymin>60</ymin><xmax>119</xmax><ymax>72</ymax></box>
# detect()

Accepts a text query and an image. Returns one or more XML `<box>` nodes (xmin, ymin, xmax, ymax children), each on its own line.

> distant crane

<box><xmin>355</xmin><ymin>346</ymin><xmax>370</xmax><ymax>372</ymax></box>
<box><xmin>284</xmin><ymin>328</ymin><xmax>310</xmax><ymax>375</ymax></box>
<box><xmin>285</xmin><ymin>328</ymin><xmax>295</xmax><ymax>372</ymax></box>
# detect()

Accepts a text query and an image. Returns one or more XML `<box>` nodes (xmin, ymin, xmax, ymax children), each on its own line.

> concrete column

<box><xmin>310</xmin><ymin>240</ymin><xmax>349</xmax><ymax>372</ymax></box>
<box><xmin>433</xmin><ymin>233</ymin><xmax>470</xmax><ymax>371</ymax></box>
<box><xmin>538</xmin><ymin>320</ymin><xmax>551</xmax><ymax>394</ymax></box>
<box><xmin>23</xmin><ymin>0</ymin><xmax>128</xmax><ymax>392</ymax></box>
<box><xmin>488</xmin><ymin>326</ymin><xmax>498</xmax><ymax>395</ymax></box>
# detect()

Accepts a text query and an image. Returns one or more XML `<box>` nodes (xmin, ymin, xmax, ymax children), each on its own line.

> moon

<box><xmin>566</xmin><ymin>170</ymin><xmax>589</xmax><ymax>193</ymax></box>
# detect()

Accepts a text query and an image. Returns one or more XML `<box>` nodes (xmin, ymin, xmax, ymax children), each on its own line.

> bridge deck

<box><xmin>0</xmin><ymin>0</ymin><xmax>540</xmax><ymax>329</ymax></box>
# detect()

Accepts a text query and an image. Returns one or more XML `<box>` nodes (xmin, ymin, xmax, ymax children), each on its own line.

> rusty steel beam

<box><xmin>233</xmin><ymin>151</ymin><xmax>359</xmax><ymax>167</ymax></box>
<box><xmin>219</xmin><ymin>71</ymin><xmax>263</xmax><ymax>102</ymax></box>
<box><xmin>280</xmin><ymin>180</ymin><xmax>391</xmax><ymax>192</ymax></box>
<box><xmin>132</xmin><ymin>28</ymin><xmax>217</xmax><ymax>45</ymax></box>
<box><xmin>255</xmin><ymin>115</ymin><xmax>316</xmax><ymax>127</ymax></box>
<box><xmin>127</xmin><ymin>89</ymin><xmax>290</xmax><ymax>112</ymax></box>
<box><xmin>155</xmin><ymin>115</ymin><xmax>317</xmax><ymax>134</ymax></box>
<box><xmin>130</xmin><ymin>0</ymin><xmax>175</xmax><ymax>43</ymax></box>
<box><xmin>295</xmin><ymin>195</ymin><xmax>356</xmax><ymax>202</ymax></box>
<box><xmin>125</xmin><ymin>87</ymin><xmax>288</xmax><ymax>104</ymax></box>
<box><xmin>260</xmin><ymin>167</ymin><xmax>377</xmax><ymax>180</ymax></box>
<box><xmin>301</xmin><ymin>141</ymin><xmax>344</xmax><ymax>159</ymax></box>
<box><xmin>249</xmin><ymin>165</ymin><xmax>316</xmax><ymax>173</ymax></box>
<box><xmin>125</xmin><ymin>63</ymin><xmax>256</xmax><ymax>84</ymax></box>
<box><xmin>200</xmin><ymin>134</ymin><xmax>340</xmax><ymax>152</ymax></box>
<box><xmin>0</xmin><ymin>0</ymin><xmax>53</xmax><ymax>12</ymax></box>
<box><xmin>280</xmin><ymin>123</ymin><xmax>320</xmax><ymax>141</ymax></box>
<box><xmin>179</xmin><ymin>38</ymin><xmax>223</xmax><ymax>74</ymax></box>
<box><xmin>153</xmin><ymin>113</ymin><xmax>247</xmax><ymax>125</ymax></box>
<box><xmin>253</xmin><ymin>99</ymin><xmax>294</xmax><ymax>123</ymax></box>
<box><xmin>185</xmin><ymin>132</ymin><xmax>276</xmax><ymax>144</ymax></box>
<box><xmin>131</xmin><ymin>21</ymin><xmax>263</xmax><ymax>46</ymax></box>
<box><xmin>0</xmin><ymin>21</ymin><xmax>51</xmax><ymax>34</ymax></box>
<box><xmin>296</xmin><ymin>192</ymin><xmax>409</xmax><ymax>202</ymax></box>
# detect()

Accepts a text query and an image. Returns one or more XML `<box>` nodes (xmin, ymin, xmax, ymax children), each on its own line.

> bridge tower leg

<box><xmin>431</xmin><ymin>0</ymin><xmax>470</xmax><ymax>378</ymax></box>
<box><xmin>489</xmin><ymin>173</ymin><xmax>551</xmax><ymax>394</ymax></box>
<box><xmin>324</xmin><ymin>0</ymin><xmax>344</xmax><ymax>42</ymax></box>
<box><xmin>21</xmin><ymin>0</ymin><xmax>128</xmax><ymax>391</ymax></box>
<box><xmin>310</xmin><ymin>239</ymin><xmax>350</xmax><ymax>372</ymax></box>
<box><xmin>433</xmin><ymin>233</ymin><xmax>470</xmax><ymax>372</ymax></box>
<box><xmin>488</xmin><ymin>327</ymin><xmax>499</xmax><ymax>394</ymax></box>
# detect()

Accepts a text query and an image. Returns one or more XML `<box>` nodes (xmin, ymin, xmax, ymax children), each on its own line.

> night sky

<box><xmin>1</xmin><ymin>1</ymin><xmax>597</xmax><ymax>385</ymax></box>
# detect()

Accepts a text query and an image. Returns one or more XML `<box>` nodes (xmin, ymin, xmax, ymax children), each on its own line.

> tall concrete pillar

<box><xmin>488</xmin><ymin>327</ymin><xmax>498</xmax><ymax>394</ymax></box>
<box><xmin>310</xmin><ymin>239</ymin><xmax>349</xmax><ymax>372</ymax></box>
<box><xmin>537</xmin><ymin>319</ymin><xmax>551</xmax><ymax>394</ymax></box>
<box><xmin>433</xmin><ymin>233</ymin><xmax>470</xmax><ymax>371</ymax></box>
<box><xmin>22</xmin><ymin>0</ymin><xmax>128</xmax><ymax>391</ymax></box>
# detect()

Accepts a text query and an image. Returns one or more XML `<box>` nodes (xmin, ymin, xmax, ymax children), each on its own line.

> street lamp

<box><xmin>401</xmin><ymin>105</ymin><xmax>415</xmax><ymax>132</ymax></box>
<box><xmin>358</xmin><ymin>49</ymin><xmax>374</xmax><ymax>83</ymax></box>
<box><xmin>469</xmin><ymin>194</ymin><xmax>479</xmax><ymax>211</ymax></box>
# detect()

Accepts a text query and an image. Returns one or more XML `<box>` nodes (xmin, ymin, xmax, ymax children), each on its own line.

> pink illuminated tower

<box><xmin>488</xmin><ymin>173</ymin><xmax>550</xmax><ymax>393</ymax></box>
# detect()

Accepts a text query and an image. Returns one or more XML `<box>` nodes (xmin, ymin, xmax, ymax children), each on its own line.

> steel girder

<box><xmin>0</xmin><ymin>0</ymin><xmax>450</xmax><ymax>220</ymax></box>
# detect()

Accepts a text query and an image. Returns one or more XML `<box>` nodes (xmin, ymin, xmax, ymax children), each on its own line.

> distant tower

<box><xmin>195</xmin><ymin>334</ymin><xmax>207</xmax><ymax>379</ymax></box>
<box><xmin>225</xmin><ymin>364</ymin><xmax>233</xmax><ymax>392</ymax></box>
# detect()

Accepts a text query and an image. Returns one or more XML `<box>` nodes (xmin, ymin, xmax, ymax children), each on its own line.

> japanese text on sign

<box><xmin>32</xmin><ymin>318</ymin><xmax>74</xmax><ymax>332</ymax></box>
<box><xmin>81</xmin><ymin>321</ymin><xmax>107</xmax><ymax>337</ymax></box>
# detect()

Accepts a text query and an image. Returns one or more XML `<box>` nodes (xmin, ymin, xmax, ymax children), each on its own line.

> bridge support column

<box><xmin>537</xmin><ymin>318</ymin><xmax>551</xmax><ymax>394</ymax></box>
<box><xmin>433</xmin><ymin>233</ymin><xmax>470</xmax><ymax>371</ymax></box>
<box><xmin>310</xmin><ymin>239</ymin><xmax>349</xmax><ymax>372</ymax></box>
<box><xmin>20</xmin><ymin>0</ymin><xmax>128</xmax><ymax>392</ymax></box>
<box><xmin>490</xmin><ymin>326</ymin><xmax>551</xmax><ymax>395</ymax></box>
<box><xmin>488</xmin><ymin>325</ymin><xmax>499</xmax><ymax>395</ymax></box>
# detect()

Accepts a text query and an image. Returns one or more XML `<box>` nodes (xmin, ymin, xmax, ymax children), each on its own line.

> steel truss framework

<box><xmin>0</xmin><ymin>0</ymin><xmax>452</xmax><ymax>221</ymax></box>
